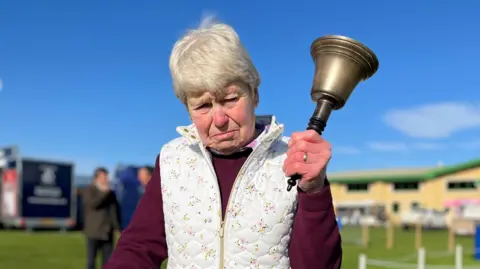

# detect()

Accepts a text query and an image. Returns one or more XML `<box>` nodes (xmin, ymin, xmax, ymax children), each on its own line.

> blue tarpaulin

<box><xmin>475</xmin><ymin>225</ymin><xmax>480</xmax><ymax>260</ymax></box>
<box><xmin>114</xmin><ymin>166</ymin><xmax>143</xmax><ymax>229</ymax></box>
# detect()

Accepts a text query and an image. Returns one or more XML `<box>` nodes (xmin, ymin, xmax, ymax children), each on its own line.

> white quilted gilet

<box><xmin>160</xmin><ymin>116</ymin><xmax>298</xmax><ymax>269</ymax></box>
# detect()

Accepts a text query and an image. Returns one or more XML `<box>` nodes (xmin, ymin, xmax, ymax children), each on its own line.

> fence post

<box><xmin>362</xmin><ymin>224</ymin><xmax>369</xmax><ymax>248</ymax></box>
<box><xmin>415</xmin><ymin>222</ymin><xmax>422</xmax><ymax>249</ymax></box>
<box><xmin>455</xmin><ymin>244</ymin><xmax>463</xmax><ymax>269</ymax></box>
<box><xmin>417</xmin><ymin>247</ymin><xmax>425</xmax><ymax>269</ymax></box>
<box><xmin>358</xmin><ymin>253</ymin><xmax>367</xmax><ymax>269</ymax></box>
<box><xmin>449</xmin><ymin>220</ymin><xmax>456</xmax><ymax>253</ymax></box>
<box><xmin>386</xmin><ymin>220</ymin><xmax>394</xmax><ymax>250</ymax></box>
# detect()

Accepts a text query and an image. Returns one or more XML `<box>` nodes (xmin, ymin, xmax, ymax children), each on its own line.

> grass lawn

<box><xmin>0</xmin><ymin>227</ymin><xmax>478</xmax><ymax>269</ymax></box>
<box><xmin>341</xmin><ymin>226</ymin><xmax>479</xmax><ymax>268</ymax></box>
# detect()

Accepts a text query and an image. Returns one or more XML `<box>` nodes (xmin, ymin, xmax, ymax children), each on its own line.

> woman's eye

<box><xmin>224</xmin><ymin>97</ymin><xmax>238</xmax><ymax>103</ymax></box>
<box><xmin>195</xmin><ymin>103</ymin><xmax>211</xmax><ymax>110</ymax></box>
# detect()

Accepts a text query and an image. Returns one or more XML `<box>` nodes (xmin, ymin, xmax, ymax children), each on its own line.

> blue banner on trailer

<box><xmin>475</xmin><ymin>225</ymin><xmax>480</xmax><ymax>260</ymax></box>
<box><xmin>1</xmin><ymin>147</ymin><xmax>76</xmax><ymax>229</ymax></box>
<box><xmin>21</xmin><ymin>159</ymin><xmax>74</xmax><ymax>219</ymax></box>
<box><xmin>114</xmin><ymin>165</ymin><xmax>144</xmax><ymax>229</ymax></box>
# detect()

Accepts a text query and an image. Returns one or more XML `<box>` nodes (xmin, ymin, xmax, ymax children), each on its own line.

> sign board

<box><xmin>20</xmin><ymin>159</ymin><xmax>73</xmax><ymax>218</ymax></box>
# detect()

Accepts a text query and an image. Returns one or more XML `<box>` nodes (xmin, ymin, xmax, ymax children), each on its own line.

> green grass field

<box><xmin>0</xmin><ymin>227</ymin><xmax>478</xmax><ymax>268</ymax></box>
<box><xmin>341</xmin><ymin>227</ymin><xmax>479</xmax><ymax>268</ymax></box>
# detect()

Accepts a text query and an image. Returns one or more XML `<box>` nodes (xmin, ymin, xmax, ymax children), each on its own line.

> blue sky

<box><xmin>1</xmin><ymin>1</ymin><xmax>480</xmax><ymax>176</ymax></box>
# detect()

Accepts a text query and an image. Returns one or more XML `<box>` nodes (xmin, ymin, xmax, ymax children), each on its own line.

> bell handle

<box><xmin>286</xmin><ymin>99</ymin><xmax>332</xmax><ymax>191</ymax></box>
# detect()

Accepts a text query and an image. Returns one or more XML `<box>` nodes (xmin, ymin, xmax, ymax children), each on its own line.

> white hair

<box><xmin>169</xmin><ymin>17</ymin><xmax>260</xmax><ymax>104</ymax></box>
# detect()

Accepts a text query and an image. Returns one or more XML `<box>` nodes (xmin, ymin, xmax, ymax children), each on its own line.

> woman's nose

<box><xmin>212</xmin><ymin>108</ymin><xmax>229</xmax><ymax>128</ymax></box>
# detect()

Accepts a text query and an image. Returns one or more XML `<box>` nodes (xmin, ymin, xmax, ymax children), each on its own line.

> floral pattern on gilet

<box><xmin>160</xmin><ymin>115</ymin><xmax>298</xmax><ymax>269</ymax></box>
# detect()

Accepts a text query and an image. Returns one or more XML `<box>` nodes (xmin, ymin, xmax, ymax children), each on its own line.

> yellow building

<box><xmin>329</xmin><ymin>158</ymin><xmax>480</xmax><ymax>224</ymax></box>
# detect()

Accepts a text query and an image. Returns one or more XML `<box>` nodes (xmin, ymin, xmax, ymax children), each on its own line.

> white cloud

<box><xmin>413</xmin><ymin>142</ymin><xmax>445</xmax><ymax>151</ymax></box>
<box><xmin>334</xmin><ymin>146</ymin><xmax>361</xmax><ymax>155</ymax></box>
<box><xmin>382</xmin><ymin>102</ymin><xmax>480</xmax><ymax>138</ymax></box>
<box><xmin>367</xmin><ymin>142</ymin><xmax>408</xmax><ymax>152</ymax></box>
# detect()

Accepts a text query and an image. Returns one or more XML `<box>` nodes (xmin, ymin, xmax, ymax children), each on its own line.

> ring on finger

<box><xmin>303</xmin><ymin>152</ymin><xmax>308</xmax><ymax>163</ymax></box>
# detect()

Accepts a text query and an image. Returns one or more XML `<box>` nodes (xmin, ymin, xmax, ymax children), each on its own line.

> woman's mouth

<box><xmin>212</xmin><ymin>130</ymin><xmax>237</xmax><ymax>140</ymax></box>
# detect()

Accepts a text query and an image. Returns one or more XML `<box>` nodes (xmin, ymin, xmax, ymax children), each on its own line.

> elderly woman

<box><xmin>105</xmin><ymin>20</ymin><xmax>342</xmax><ymax>269</ymax></box>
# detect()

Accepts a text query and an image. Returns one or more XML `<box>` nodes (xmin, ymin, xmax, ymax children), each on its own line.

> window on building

<box><xmin>411</xmin><ymin>202</ymin><xmax>419</xmax><ymax>209</ymax></box>
<box><xmin>392</xmin><ymin>202</ymin><xmax>400</xmax><ymax>213</ymax></box>
<box><xmin>393</xmin><ymin>181</ymin><xmax>419</xmax><ymax>191</ymax></box>
<box><xmin>346</xmin><ymin>183</ymin><xmax>369</xmax><ymax>192</ymax></box>
<box><xmin>447</xmin><ymin>181</ymin><xmax>476</xmax><ymax>190</ymax></box>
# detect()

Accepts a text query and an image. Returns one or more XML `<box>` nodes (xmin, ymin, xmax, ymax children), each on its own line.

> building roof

<box><xmin>328</xmin><ymin>158</ymin><xmax>480</xmax><ymax>184</ymax></box>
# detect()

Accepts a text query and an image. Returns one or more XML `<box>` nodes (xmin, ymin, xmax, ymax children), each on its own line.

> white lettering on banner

<box><xmin>27</xmin><ymin>164</ymin><xmax>68</xmax><ymax>206</ymax></box>
<box><xmin>40</xmin><ymin>165</ymin><xmax>57</xmax><ymax>185</ymax></box>
<box><xmin>33</xmin><ymin>186</ymin><xmax>62</xmax><ymax>197</ymax></box>
<box><xmin>27</xmin><ymin>197</ymin><xmax>67</xmax><ymax>205</ymax></box>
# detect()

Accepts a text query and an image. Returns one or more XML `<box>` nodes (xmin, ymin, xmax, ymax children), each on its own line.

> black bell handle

<box><xmin>286</xmin><ymin>100</ymin><xmax>331</xmax><ymax>191</ymax></box>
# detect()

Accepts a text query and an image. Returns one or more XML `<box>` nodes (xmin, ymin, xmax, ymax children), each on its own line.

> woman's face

<box><xmin>187</xmin><ymin>84</ymin><xmax>257</xmax><ymax>154</ymax></box>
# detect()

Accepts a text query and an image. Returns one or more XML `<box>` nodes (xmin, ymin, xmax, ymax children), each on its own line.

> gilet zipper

<box><xmin>201</xmin><ymin>145</ymin><xmax>263</xmax><ymax>269</ymax></box>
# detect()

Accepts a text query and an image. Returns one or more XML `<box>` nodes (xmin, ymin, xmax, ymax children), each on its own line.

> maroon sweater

<box><xmin>104</xmin><ymin>150</ymin><xmax>342</xmax><ymax>269</ymax></box>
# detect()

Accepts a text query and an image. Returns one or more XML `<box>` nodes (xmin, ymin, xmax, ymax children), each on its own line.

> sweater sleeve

<box><xmin>288</xmin><ymin>179</ymin><xmax>343</xmax><ymax>269</ymax></box>
<box><xmin>104</xmin><ymin>155</ymin><xmax>168</xmax><ymax>269</ymax></box>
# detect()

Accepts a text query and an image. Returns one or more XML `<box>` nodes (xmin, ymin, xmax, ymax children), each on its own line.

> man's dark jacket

<box><xmin>82</xmin><ymin>185</ymin><xmax>122</xmax><ymax>240</ymax></box>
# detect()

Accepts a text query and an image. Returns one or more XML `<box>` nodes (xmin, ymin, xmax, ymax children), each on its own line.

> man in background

<box><xmin>137</xmin><ymin>165</ymin><xmax>153</xmax><ymax>187</ymax></box>
<box><xmin>82</xmin><ymin>167</ymin><xmax>121</xmax><ymax>269</ymax></box>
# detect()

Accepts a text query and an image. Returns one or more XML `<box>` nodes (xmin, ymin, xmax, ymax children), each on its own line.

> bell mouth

<box><xmin>310</xmin><ymin>35</ymin><xmax>379</xmax><ymax>80</ymax></box>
